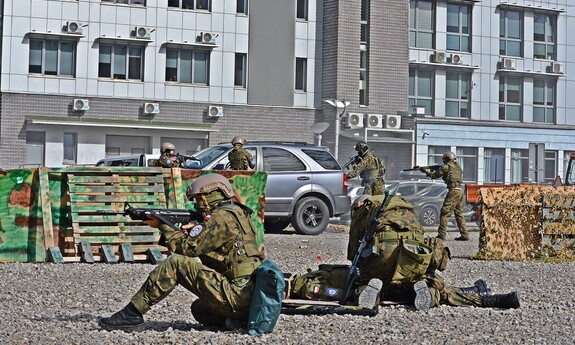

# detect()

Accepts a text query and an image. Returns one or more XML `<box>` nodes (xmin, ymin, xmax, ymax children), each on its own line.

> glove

<box><xmin>419</xmin><ymin>167</ymin><xmax>426</xmax><ymax>173</ymax></box>
<box><xmin>143</xmin><ymin>214</ymin><xmax>161</xmax><ymax>228</ymax></box>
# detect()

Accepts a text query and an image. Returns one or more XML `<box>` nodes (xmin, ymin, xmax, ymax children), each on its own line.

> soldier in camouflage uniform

<box><xmin>228</xmin><ymin>136</ymin><xmax>254</xmax><ymax>170</ymax></box>
<box><xmin>420</xmin><ymin>151</ymin><xmax>469</xmax><ymax>241</ymax></box>
<box><xmin>99</xmin><ymin>173</ymin><xmax>266</xmax><ymax>331</ymax></box>
<box><xmin>346</xmin><ymin>141</ymin><xmax>385</xmax><ymax>195</ymax></box>
<box><xmin>153</xmin><ymin>142</ymin><xmax>181</xmax><ymax>168</ymax></box>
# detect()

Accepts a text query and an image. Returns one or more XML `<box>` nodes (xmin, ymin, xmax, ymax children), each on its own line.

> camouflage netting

<box><xmin>472</xmin><ymin>186</ymin><xmax>575</xmax><ymax>262</ymax></box>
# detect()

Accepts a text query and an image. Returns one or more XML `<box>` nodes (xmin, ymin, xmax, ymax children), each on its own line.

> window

<box><xmin>511</xmin><ymin>149</ymin><xmax>529</xmax><ymax>183</ymax></box>
<box><xmin>360</xmin><ymin>0</ymin><xmax>369</xmax><ymax>106</ymax></box>
<box><xmin>483</xmin><ymin>148</ymin><xmax>505</xmax><ymax>183</ymax></box>
<box><xmin>534</xmin><ymin>13</ymin><xmax>555</xmax><ymax>60</ymax></box>
<box><xmin>99</xmin><ymin>44</ymin><xmax>144</xmax><ymax>81</ymax></box>
<box><xmin>262</xmin><ymin>148</ymin><xmax>306</xmax><ymax>171</ymax></box>
<box><xmin>427</xmin><ymin>146</ymin><xmax>450</xmax><ymax>166</ymax></box>
<box><xmin>168</xmin><ymin>0</ymin><xmax>210</xmax><ymax>10</ymax></box>
<box><xmin>499</xmin><ymin>76</ymin><xmax>522</xmax><ymax>121</ymax></box>
<box><xmin>446</xmin><ymin>3</ymin><xmax>470</xmax><ymax>52</ymax></box>
<box><xmin>409</xmin><ymin>0</ymin><xmax>434</xmax><ymax>49</ymax></box>
<box><xmin>409</xmin><ymin>69</ymin><xmax>434</xmax><ymax>115</ymax></box>
<box><xmin>234</xmin><ymin>53</ymin><xmax>247</xmax><ymax>87</ymax></box>
<box><xmin>456</xmin><ymin>147</ymin><xmax>477</xmax><ymax>183</ymax></box>
<box><xmin>295</xmin><ymin>57</ymin><xmax>307</xmax><ymax>91</ymax></box>
<box><xmin>101</xmin><ymin>0</ymin><xmax>146</xmax><ymax>4</ymax></box>
<box><xmin>237</xmin><ymin>0</ymin><xmax>248</xmax><ymax>15</ymax></box>
<box><xmin>165</xmin><ymin>48</ymin><xmax>210</xmax><ymax>84</ymax></box>
<box><xmin>500</xmin><ymin>10</ymin><xmax>522</xmax><ymax>57</ymax></box>
<box><xmin>533</xmin><ymin>79</ymin><xmax>555</xmax><ymax>124</ymax></box>
<box><xmin>544</xmin><ymin>151</ymin><xmax>557</xmax><ymax>183</ymax></box>
<box><xmin>296</xmin><ymin>0</ymin><xmax>308</xmax><ymax>20</ymax></box>
<box><xmin>29</xmin><ymin>39</ymin><xmax>76</xmax><ymax>76</ymax></box>
<box><xmin>63</xmin><ymin>132</ymin><xmax>77</xmax><ymax>164</ymax></box>
<box><xmin>445</xmin><ymin>72</ymin><xmax>470</xmax><ymax>118</ymax></box>
<box><xmin>26</xmin><ymin>131</ymin><xmax>45</xmax><ymax>167</ymax></box>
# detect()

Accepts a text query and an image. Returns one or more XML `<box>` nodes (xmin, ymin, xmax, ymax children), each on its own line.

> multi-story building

<box><xmin>1</xmin><ymin>0</ymin><xmax>574</xmax><ymax>185</ymax></box>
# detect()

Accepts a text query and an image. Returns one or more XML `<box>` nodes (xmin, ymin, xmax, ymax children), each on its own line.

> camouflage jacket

<box><xmin>228</xmin><ymin>147</ymin><xmax>254</xmax><ymax>170</ymax></box>
<box><xmin>153</xmin><ymin>153</ymin><xmax>181</xmax><ymax>168</ymax></box>
<box><xmin>346</xmin><ymin>150</ymin><xmax>384</xmax><ymax>181</ymax></box>
<box><xmin>429</xmin><ymin>161</ymin><xmax>462</xmax><ymax>188</ymax></box>
<box><xmin>158</xmin><ymin>203</ymin><xmax>265</xmax><ymax>279</ymax></box>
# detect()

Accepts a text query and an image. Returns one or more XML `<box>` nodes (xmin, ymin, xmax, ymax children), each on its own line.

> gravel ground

<box><xmin>1</xmin><ymin>226</ymin><xmax>575</xmax><ymax>345</ymax></box>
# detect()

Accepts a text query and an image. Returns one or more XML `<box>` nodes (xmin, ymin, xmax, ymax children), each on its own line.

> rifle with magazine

<box><xmin>343</xmin><ymin>155</ymin><xmax>362</xmax><ymax>169</ymax></box>
<box><xmin>339</xmin><ymin>190</ymin><xmax>391</xmax><ymax>305</ymax></box>
<box><xmin>402</xmin><ymin>164</ymin><xmax>442</xmax><ymax>173</ymax></box>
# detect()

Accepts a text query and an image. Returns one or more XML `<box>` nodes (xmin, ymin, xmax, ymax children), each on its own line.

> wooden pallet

<box><xmin>63</xmin><ymin>167</ymin><xmax>168</xmax><ymax>262</ymax></box>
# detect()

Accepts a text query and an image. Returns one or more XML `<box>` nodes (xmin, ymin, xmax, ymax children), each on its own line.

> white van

<box><xmin>95</xmin><ymin>154</ymin><xmax>160</xmax><ymax>167</ymax></box>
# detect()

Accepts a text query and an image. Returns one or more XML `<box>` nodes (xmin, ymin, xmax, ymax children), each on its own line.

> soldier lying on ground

<box><xmin>285</xmin><ymin>194</ymin><xmax>520</xmax><ymax>311</ymax></box>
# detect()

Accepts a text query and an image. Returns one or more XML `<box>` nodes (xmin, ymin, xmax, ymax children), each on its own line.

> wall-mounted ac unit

<box><xmin>144</xmin><ymin>102</ymin><xmax>160</xmax><ymax>114</ymax></box>
<box><xmin>73</xmin><ymin>99</ymin><xmax>89</xmax><ymax>111</ymax></box>
<box><xmin>200</xmin><ymin>32</ymin><xmax>219</xmax><ymax>44</ymax></box>
<box><xmin>501</xmin><ymin>57</ymin><xmax>516</xmax><ymax>70</ymax></box>
<box><xmin>433</xmin><ymin>50</ymin><xmax>446</xmax><ymax>63</ymax></box>
<box><xmin>134</xmin><ymin>27</ymin><xmax>152</xmax><ymax>39</ymax></box>
<box><xmin>208</xmin><ymin>105</ymin><xmax>224</xmax><ymax>117</ymax></box>
<box><xmin>345</xmin><ymin>113</ymin><xmax>364</xmax><ymax>128</ymax></box>
<box><xmin>366</xmin><ymin>114</ymin><xmax>383</xmax><ymax>129</ymax></box>
<box><xmin>450</xmin><ymin>53</ymin><xmax>463</xmax><ymax>64</ymax></box>
<box><xmin>66</xmin><ymin>21</ymin><xmax>84</xmax><ymax>34</ymax></box>
<box><xmin>549</xmin><ymin>62</ymin><xmax>563</xmax><ymax>74</ymax></box>
<box><xmin>384</xmin><ymin>115</ymin><xmax>402</xmax><ymax>129</ymax></box>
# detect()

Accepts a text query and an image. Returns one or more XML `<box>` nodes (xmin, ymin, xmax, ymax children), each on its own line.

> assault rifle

<box><xmin>97</xmin><ymin>202</ymin><xmax>202</xmax><ymax>231</ymax></box>
<box><xmin>339</xmin><ymin>190</ymin><xmax>391</xmax><ymax>305</ymax></box>
<box><xmin>343</xmin><ymin>155</ymin><xmax>362</xmax><ymax>169</ymax></box>
<box><xmin>166</xmin><ymin>153</ymin><xmax>196</xmax><ymax>166</ymax></box>
<box><xmin>402</xmin><ymin>164</ymin><xmax>442</xmax><ymax>173</ymax></box>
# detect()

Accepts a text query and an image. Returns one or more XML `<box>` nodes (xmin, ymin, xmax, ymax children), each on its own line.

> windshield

<box><xmin>183</xmin><ymin>146</ymin><xmax>230</xmax><ymax>169</ymax></box>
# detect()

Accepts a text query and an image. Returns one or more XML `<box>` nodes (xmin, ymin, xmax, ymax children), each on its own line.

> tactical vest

<box><xmin>228</xmin><ymin>148</ymin><xmax>247</xmax><ymax>170</ymax></box>
<box><xmin>444</xmin><ymin>161</ymin><xmax>463</xmax><ymax>188</ymax></box>
<box><xmin>204</xmin><ymin>204</ymin><xmax>265</xmax><ymax>281</ymax></box>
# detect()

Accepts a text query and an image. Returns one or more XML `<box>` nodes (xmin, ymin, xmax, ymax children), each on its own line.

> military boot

<box><xmin>481</xmin><ymin>292</ymin><xmax>520</xmax><ymax>309</ymax></box>
<box><xmin>358</xmin><ymin>278</ymin><xmax>383</xmax><ymax>309</ymax></box>
<box><xmin>460</xmin><ymin>279</ymin><xmax>492</xmax><ymax>296</ymax></box>
<box><xmin>413</xmin><ymin>280</ymin><xmax>433</xmax><ymax>312</ymax></box>
<box><xmin>98</xmin><ymin>303</ymin><xmax>144</xmax><ymax>331</ymax></box>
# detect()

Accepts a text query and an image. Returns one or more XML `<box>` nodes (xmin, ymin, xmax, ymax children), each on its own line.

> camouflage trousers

<box><xmin>437</xmin><ymin>187</ymin><xmax>468</xmax><ymax>238</ymax></box>
<box><xmin>130</xmin><ymin>254</ymin><xmax>255</xmax><ymax>319</ymax></box>
<box><xmin>362</xmin><ymin>178</ymin><xmax>385</xmax><ymax>196</ymax></box>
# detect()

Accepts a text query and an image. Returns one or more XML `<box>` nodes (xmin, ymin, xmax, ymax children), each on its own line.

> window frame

<box><xmin>499</xmin><ymin>9</ymin><xmax>523</xmax><ymax>57</ymax></box>
<box><xmin>98</xmin><ymin>43</ymin><xmax>145</xmax><ymax>81</ymax></box>
<box><xmin>544</xmin><ymin>150</ymin><xmax>557</xmax><ymax>184</ymax></box>
<box><xmin>510</xmin><ymin>148</ymin><xmax>529</xmax><ymax>183</ymax></box>
<box><xmin>236</xmin><ymin>0</ymin><xmax>248</xmax><ymax>15</ymax></box>
<box><xmin>29</xmin><ymin>38</ymin><xmax>77</xmax><ymax>77</ymax></box>
<box><xmin>445</xmin><ymin>71</ymin><xmax>470</xmax><ymax>118</ymax></box>
<box><xmin>409</xmin><ymin>68</ymin><xmax>434</xmax><ymax>115</ymax></box>
<box><xmin>533</xmin><ymin>78</ymin><xmax>555</xmax><ymax>124</ymax></box>
<box><xmin>101</xmin><ymin>0</ymin><xmax>146</xmax><ymax>5</ymax></box>
<box><xmin>456</xmin><ymin>147</ymin><xmax>478</xmax><ymax>183</ymax></box>
<box><xmin>483</xmin><ymin>148</ymin><xmax>505</xmax><ymax>183</ymax></box>
<box><xmin>533</xmin><ymin>12</ymin><xmax>556</xmax><ymax>60</ymax></box>
<box><xmin>165</xmin><ymin>48</ymin><xmax>211</xmax><ymax>85</ymax></box>
<box><xmin>409</xmin><ymin>0</ymin><xmax>435</xmax><ymax>49</ymax></box>
<box><xmin>63</xmin><ymin>132</ymin><xmax>77</xmax><ymax>165</ymax></box>
<box><xmin>234</xmin><ymin>53</ymin><xmax>247</xmax><ymax>87</ymax></box>
<box><xmin>498</xmin><ymin>75</ymin><xmax>522</xmax><ymax>121</ymax></box>
<box><xmin>446</xmin><ymin>3</ymin><xmax>471</xmax><ymax>52</ymax></box>
<box><xmin>167</xmin><ymin>0</ymin><xmax>210</xmax><ymax>10</ymax></box>
<box><xmin>296</xmin><ymin>0</ymin><xmax>308</xmax><ymax>21</ymax></box>
<box><xmin>295</xmin><ymin>57</ymin><xmax>307</xmax><ymax>92</ymax></box>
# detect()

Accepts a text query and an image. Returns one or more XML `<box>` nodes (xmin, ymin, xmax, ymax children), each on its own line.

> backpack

<box><xmin>247</xmin><ymin>259</ymin><xmax>285</xmax><ymax>337</ymax></box>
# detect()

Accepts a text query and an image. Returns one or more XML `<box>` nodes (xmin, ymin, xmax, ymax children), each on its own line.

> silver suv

<box><xmin>185</xmin><ymin>142</ymin><xmax>351</xmax><ymax>235</ymax></box>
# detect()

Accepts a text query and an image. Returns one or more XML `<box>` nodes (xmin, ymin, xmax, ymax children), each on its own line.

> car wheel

<box><xmin>420</xmin><ymin>206</ymin><xmax>438</xmax><ymax>226</ymax></box>
<box><xmin>291</xmin><ymin>197</ymin><xmax>330</xmax><ymax>235</ymax></box>
<box><xmin>264</xmin><ymin>220</ymin><xmax>290</xmax><ymax>233</ymax></box>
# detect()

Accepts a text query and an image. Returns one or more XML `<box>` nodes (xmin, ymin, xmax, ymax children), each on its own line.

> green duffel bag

<box><xmin>391</xmin><ymin>240</ymin><xmax>433</xmax><ymax>282</ymax></box>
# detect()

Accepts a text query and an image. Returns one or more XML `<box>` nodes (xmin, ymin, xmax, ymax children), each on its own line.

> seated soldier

<box><xmin>287</xmin><ymin>194</ymin><xmax>520</xmax><ymax>312</ymax></box>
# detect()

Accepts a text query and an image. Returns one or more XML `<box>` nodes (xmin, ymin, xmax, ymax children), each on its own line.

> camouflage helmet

<box><xmin>161</xmin><ymin>142</ymin><xmax>175</xmax><ymax>152</ymax></box>
<box><xmin>186</xmin><ymin>174</ymin><xmax>234</xmax><ymax>200</ymax></box>
<box><xmin>443</xmin><ymin>151</ymin><xmax>456</xmax><ymax>162</ymax></box>
<box><xmin>355</xmin><ymin>141</ymin><xmax>369</xmax><ymax>155</ymax></box>
<box><xmin>231</xmin><ymin>136</ymin><xmax>245</xmax><ymax>146</ymax></box>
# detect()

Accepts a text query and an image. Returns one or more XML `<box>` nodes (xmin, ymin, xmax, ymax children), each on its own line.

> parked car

<box><xmin>385</xmin><ymin>179</ymin><xmax>440</xmax><ymax>197</ymax></box>
<box><xmin>95</xmin><ymin>154</ymin><xmax>160</xmax><ymax>167</ymax></box>
<box><xmin>184</xmin><ymin>142</ymin><xmax>351</xmax><ymax>235</ymax></box>
<box><xmin>337</xmin><ymin>183</ymin><xmax>365</xmax><ymax>225</ymax></box>
<box><xmin>405</xmin><ymin>184</ymin><xmax>474</xmax><ymax>226</ymax></box>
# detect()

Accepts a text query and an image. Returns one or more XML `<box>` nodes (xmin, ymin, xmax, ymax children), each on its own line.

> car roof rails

<box><xmin>217</xmin><ymin>141</ymin><xmax>311</xmax><ymax>145</ymax></box>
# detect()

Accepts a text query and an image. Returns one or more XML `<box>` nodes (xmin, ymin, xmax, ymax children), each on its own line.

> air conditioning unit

<box><xmin>200</xmin><ymin>32</ymin><xmax>219</xmax><ymax>44</ymax></box>
<box><xmin>501</xmin><ymin>57</ymin><xmax>516</xmax><ymax>70</ymax></box>
<box><xmin>345</xmin><ymin>113</ymin><xmax>364</xmax><ymax>129</ymax></box>
<box><xmin>450</xmin><ymin>53</ymin><xmax>463</xmax><ymax>64</ymax></box>
<box><xmin>65</xmin><ymin>21</ymin><xmax>84</xmax><ymax>34</ymax></box>
<box><xmin>366</xmin><ymin>114</ymin><xmax>383</xmax><ymax>129</ymax></box>
<box><xmin>433</xmin><ymin>50</ymin><xmax>446</xmax><ymax>63</ymax></box>
<box><xmin>144</xmin><ymin>102</ymin><xmax>160</xmax><ymax>114</ymax></box>
<box><xmin>384</xmin><ymin>115</ymin><xmax>402</xmax><ymax>129</ymax></box>
<box><xmin>208</xmin><ymin>105</ymin><xmax>224</xmax><ymax>117</ymax></box>
<box><xmin>73</xmin><ymin>99</ymin><xmax>90</xmax><ymax>111</ymax></box>
<box><xmin>134</xmin><ymin>27</ymin><xmax>152</xmax><ymax>39</ymax></box>
<box><xmin>549</xmin><ymin>62</ymin><xmax>563</xmax><ymax>74</ymax></box>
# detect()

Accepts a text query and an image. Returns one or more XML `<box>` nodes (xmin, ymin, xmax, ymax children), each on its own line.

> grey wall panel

<box><xmin>247</xmin><ymin>0</ymin><xmax>295</xmax><ymax>106</ymax></box>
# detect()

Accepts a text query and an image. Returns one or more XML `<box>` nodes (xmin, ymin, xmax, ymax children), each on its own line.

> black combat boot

<box><xmin>481</xmin><ymin>292</ymin><xmax>520</xmax><ymax>309</ymax></box>
<box><xmin>413</xmin><ymin>280</ymin><xmax>432</xmax><ymax>312</ymax></box>
<box><xmin>98</xmin><ymin>303</ymin><xmax>144</xmax><ymax>331</ymax></box>
<box><xmin>460</xmin><ymin>279</ymin><xmax>492</xmax><ymax>296</ymax></box>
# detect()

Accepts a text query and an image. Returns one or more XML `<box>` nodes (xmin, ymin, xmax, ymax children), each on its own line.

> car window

<box><xmin>185</xmin><ymin>146</ymin><xmax>230</xmax><ymax>168</ymax></box>
<box><xmin>212</xmin><ymin>148</ymin><xmax>257</xmax><ymax>170</ymax></box>
<box><xmin>302</xmin><ymin>149</ymin><xmax>341</xmax><ymax>170</ymax></box>
<box><xmin>396</xmin><ymin>185</ymin><xmax>416</xmax><ymax>196</ymax></box>
<box><xmin>109</xmin><ymin>158</ymin><xmax>139</xmax><ymax>166</ymax></box>
<box><xmin>263</xmin><ymin>147</ymin><xmax>306</xmax><ymax>172</ymax></box>
<box><xmin>415</xmin><ymin>185</ymin><xmax>446</xmax><ymax>197</ymax></box>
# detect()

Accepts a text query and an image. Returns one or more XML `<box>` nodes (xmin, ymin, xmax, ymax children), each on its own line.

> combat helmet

<box><xmin>161</xmin><ymin>142</ymin><xmax>175</xmax><ymax>153</ymax></box>
<box><xmin>231</xmin><ymin>136</ymin><xmax>245</xmax><ymax>146</ymax></box>
<box><xmin>443</xmin><ymin>151</ymin><xmax>456</xmax><ymax>163</ymax></box>
<box><xmin>355</xmin><ymin>141</ymin><xmax>369</xmax><ymax>156</ymax></box>
<box><xmin>186</xmin><ymin>173</ymin><xmax>234</xmax><ymax>201</ymax></box>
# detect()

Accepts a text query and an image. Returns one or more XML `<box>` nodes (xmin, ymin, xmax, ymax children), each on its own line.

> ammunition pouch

<box><xmin>291</xmin><ymin>264</ymin><xmax>349</xmax><ymax>301</ymax></box>
<box><xmin>391</xmin><ymin>240</ymin><xmax>433</xmax><ymax>282</ymax></box>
